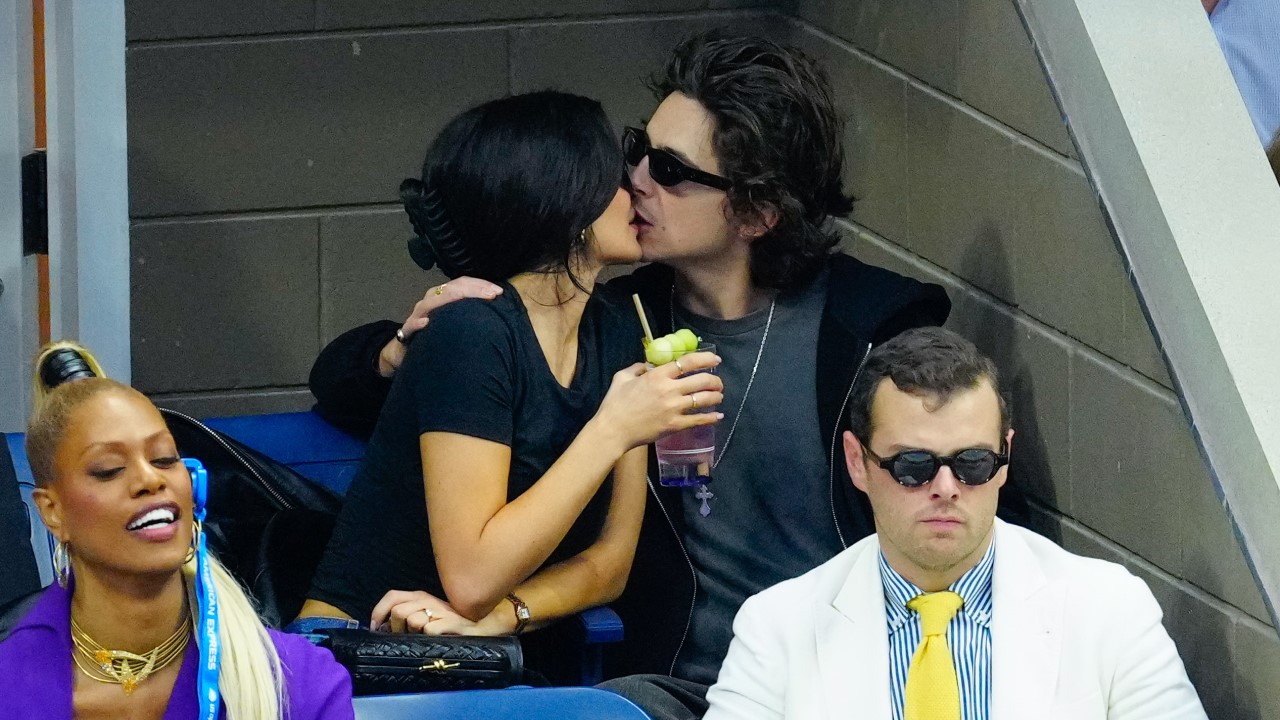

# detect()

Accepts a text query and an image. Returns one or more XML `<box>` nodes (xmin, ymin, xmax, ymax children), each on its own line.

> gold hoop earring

<box><xmin>185</xmin><ymin>520</ymin><xmax>201</xmax><ymax>564</ymax></box>
<box><xmin>54</xmin><ymin>540</ymin><xmax>72</xmax><ymax>588</ymax></box>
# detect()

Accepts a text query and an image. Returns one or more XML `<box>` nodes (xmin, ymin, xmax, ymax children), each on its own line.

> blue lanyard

<box><xmin>185</xmin><ymin>459</ymin><xmax>222</xmax><ymax>720</ymax></box>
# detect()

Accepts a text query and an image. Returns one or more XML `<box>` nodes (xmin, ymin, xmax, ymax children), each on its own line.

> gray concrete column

<box><xmin>44</xmin><ymin>0</ymin><xmax>130</xmax><ymax>381</ymax></box>
<box><xmin>0</xmin><ymin>0</ymin><xmax>39</xmax><ymax>432</ymax></box>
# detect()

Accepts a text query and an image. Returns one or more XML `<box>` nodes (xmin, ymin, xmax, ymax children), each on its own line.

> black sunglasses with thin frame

<box><xmin>863</xmin><ymin>444</ymin><xmax>1009</xmax><ymax>488</ymax></box>
<box><xmin>623</xmin><ymin>126</ymin><xmax>733</xmax><ymax>191</ymax></box>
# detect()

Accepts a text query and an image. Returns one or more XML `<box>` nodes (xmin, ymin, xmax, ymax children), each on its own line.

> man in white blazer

<box><xmin>705</xmin><ymin>328</ymin><xmax>1207</xmax><ymax>720</ymax></box>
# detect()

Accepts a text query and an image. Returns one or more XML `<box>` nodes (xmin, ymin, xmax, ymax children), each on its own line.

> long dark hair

<box><xmin>401</xmin><ymin>91</ymin><xmax>623</xmax><ymax>288</ymax></box>
<box><xmin>653</xmin><ymin>31</ymin><xmax>853</xmax><ymax>293</ymax></box>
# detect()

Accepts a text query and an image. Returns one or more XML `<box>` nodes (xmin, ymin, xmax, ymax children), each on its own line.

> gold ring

<box><xmin>689</xmin><ymin>393</ymin><xmax>699</xmax><ymax>410</ymax></box>
<box><xmin>434</xmin><ymin>284</ymin><xmax>447</xmax><ymax>296</ymax></box>
<box><xmin>674</xmin><ymin>358</ymin><xmax>684</xmax><ymax>374</ymax></box>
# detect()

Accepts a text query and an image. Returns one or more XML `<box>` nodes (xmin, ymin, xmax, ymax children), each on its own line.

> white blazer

<box><xmin>705</xmin><ymin>520</ymin><xmax>1207</xmax><ymax>720</ymax></box>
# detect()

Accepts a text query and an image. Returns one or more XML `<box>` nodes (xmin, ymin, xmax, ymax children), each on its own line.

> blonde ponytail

<box><xmin>184</xmin><ymin>555</ymin><xmax>288</xmax><ymax>720</ymax></box>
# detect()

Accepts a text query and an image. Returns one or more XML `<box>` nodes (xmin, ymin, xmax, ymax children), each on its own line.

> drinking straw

<box><xmin>632</xmin><ymin>294</ymin><xmax>655</xmax><ymax>345</ymax></box>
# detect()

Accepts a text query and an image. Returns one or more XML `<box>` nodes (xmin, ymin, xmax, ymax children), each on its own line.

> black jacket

<box><xmin>309</xmin><ymin>319</ymin><xmax>401</xmax><ymax>440</ymax></box>
<box><xmin>306</xmin><ymin>254</ymin><xmax>953</xmax><ymax>676</ymax></box>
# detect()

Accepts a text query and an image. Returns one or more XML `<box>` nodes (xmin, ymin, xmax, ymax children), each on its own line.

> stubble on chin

<box><xmin>919</xmin><ymin>519</ymin><xmax>994</xmax><ymax>574</ymax></box>
<box><xmin>886</xmin><ymin>519</ymin><xmax>983</xmax><ymax>579</ymax></box>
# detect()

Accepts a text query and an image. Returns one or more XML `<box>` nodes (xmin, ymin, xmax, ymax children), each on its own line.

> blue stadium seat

<box><xmin>203</xmin><ymin>412</ymin><xmax>367</xmax><ymax>495</ymax></box>
<box><xmin>0</xmin><ymin>432</ymin><xmax>48</xmax><ymax>639</ymax></box>
<box><xmin>353</xmin><ymin>686</ymin><xmax>651</xmax><ymax>720</ymax></box>
<box><xmin>5</xmin><ymin>433</ymin><xmax>52</xmax><ymax>588</ymax></box>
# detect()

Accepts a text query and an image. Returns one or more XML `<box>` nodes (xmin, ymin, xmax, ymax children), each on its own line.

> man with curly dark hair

<box><xmin>599</xmin><ymin>31</ymin><xmax>951</xmax><ymax>719</ymax></box>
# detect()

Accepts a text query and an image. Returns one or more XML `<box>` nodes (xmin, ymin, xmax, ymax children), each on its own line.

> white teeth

<box><xmin>127</xmin><ymin>507</ymin><xmax>176</xmax><ymax>531</ymax></box>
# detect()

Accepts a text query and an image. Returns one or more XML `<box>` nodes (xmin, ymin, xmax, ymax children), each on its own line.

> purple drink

<box><xmin>656</xmin><ymin>423</ymin><xmax>715</xmax><ymax>488</ymax></box>
<box><xmin>653</xmin><ymin>342</ymin><xmax>717</xmax><ymax>488</ymax></box>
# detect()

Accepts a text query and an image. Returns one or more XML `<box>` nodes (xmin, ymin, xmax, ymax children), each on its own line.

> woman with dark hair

<box><xmin>0</xmin><ymin>342</ymin><xmax>352</xmax><ymax>719</ymax></box>
<box><xmin>296</xmin><ymin>92</ymin><xmax>723</xmax><ymax>676</ymax></box>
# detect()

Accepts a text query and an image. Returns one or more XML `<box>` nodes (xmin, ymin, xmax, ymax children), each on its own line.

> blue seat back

<box><xmin>202</xmin><ymin>412</ymin><xmax>366</xmax><ymax>495</ymax></box>
<box><xmin>3</xmin><ymin>433</ymin><xmax>51</xmax><ymax>595</ymax></box>
<box><xmin>353</xmin><ymin>687</ymin><xmax>651</xmax><ymax>720</ymax></box>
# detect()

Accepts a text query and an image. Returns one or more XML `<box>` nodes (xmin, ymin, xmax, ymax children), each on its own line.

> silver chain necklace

<box><xmin>670</xmin><ymin>285</ymin><xmax>775</xmax><ymax>470</ymax></box>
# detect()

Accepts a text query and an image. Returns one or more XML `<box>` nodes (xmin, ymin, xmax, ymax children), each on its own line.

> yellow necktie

<box><xmin>904</xmin><ymin>591</ymin><xmax>965</xmax><ymax>720</ymax></box>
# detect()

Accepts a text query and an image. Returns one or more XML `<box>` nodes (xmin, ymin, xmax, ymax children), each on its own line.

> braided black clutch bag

<box><xmin>318</xmin><ymin>629</ymin><xmax>524</xmax><ymax>695</ymax></box>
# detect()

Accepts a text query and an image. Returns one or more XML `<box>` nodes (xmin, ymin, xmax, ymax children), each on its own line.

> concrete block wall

<box><xmin>787</xmin><ymin>0</ymin><xmax>1276</xmax><ymax>716</ymax></box>
<box><xmin>124</xmin><ymin>1</ymin><xmax>780</xmax><ymax>416</ymax></box>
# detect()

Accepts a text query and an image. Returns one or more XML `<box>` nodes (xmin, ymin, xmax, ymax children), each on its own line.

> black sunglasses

<box><xmin>863</xmin><ymin>444</ymin><xmax>1009</xmax><ymax>488</ymax></box>
<box><xmin>623</xmin><ymin>127</ymin><xmax>733</xmax><ymax>191</ymax></box>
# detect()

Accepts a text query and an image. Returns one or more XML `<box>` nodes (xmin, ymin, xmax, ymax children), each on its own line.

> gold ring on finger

<box><xmin>689</xmin><ymin>393</ymin><xmax>699</xmax><ymax>410</ymax></box>
<box><xmin>434</xmin><ymin>284</ymin><xmax>447</xmax><ymax>296</ymax></box>
<box><xmin>674</xmin><ymin>358</ymin><xmax>685</xmax><ymax>373</ymax></box>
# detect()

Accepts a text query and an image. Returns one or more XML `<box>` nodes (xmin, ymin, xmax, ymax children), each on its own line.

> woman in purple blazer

<box><xmin>0</xmin><ymin>342</ymin><xmax>352</xmax><ymax>719</ymax></box>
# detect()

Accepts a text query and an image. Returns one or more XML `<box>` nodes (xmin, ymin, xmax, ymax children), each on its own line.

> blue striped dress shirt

<box><xmin>881</xmin><ymin>539</ymin><xmax>995</xmax><ymax>720</ymax></box>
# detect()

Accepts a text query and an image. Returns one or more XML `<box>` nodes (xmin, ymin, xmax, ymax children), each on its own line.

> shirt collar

<box><xmin>879</xmin><ymin>536</ymin><xmax>996</xmax><ymax>632</ymax></box>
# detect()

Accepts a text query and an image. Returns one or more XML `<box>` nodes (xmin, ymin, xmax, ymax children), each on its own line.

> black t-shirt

<box><xmin>673</xmin><ymin>268</ymin><xmax>842</xmax><ymax>684</ymax></box>
<box><xmin>309</xmin><ymin>282</ymin><xmax>642</xmax><ymax>620</ymax></box>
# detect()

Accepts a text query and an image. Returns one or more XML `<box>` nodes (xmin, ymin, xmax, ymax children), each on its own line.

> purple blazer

<box><xmin>0</xmin><ymin>583</ymin><xmax>353</xmax><ymax>719</ymax></box>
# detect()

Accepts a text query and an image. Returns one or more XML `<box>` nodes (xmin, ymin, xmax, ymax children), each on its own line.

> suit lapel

<box><xmin>989</xmin><ymin>522</ymin><xmax>1064</xmax><ymax>719</ymax></box>
<box><xmin>819</xmin><ymin>544</ymin><xmax>893</xmax><ymax>720</ymax></box>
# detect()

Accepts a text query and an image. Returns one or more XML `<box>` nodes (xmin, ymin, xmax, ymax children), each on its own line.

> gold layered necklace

<box><xmin>70</xmin><ymin>610</ymin><xmax>191</xmax><ymax>694</ymax></box>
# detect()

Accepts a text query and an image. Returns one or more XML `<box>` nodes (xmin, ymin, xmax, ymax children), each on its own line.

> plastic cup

<box><xmin>654</xmin><ymin>343</ymin><xmax>717</xmax><ymax>488</ymax></box>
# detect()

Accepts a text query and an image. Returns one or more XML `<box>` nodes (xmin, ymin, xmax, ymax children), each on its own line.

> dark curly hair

<box><xmin>652</xmin><ymin>31</ymin><xmax>853</xmax><ymax>293</ymax></box>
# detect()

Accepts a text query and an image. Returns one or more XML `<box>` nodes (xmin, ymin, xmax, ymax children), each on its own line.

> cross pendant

<box><xmin>696</xmin><ymin>484</ymin><xmax>714</xmax><ymax>517</ymax></box>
